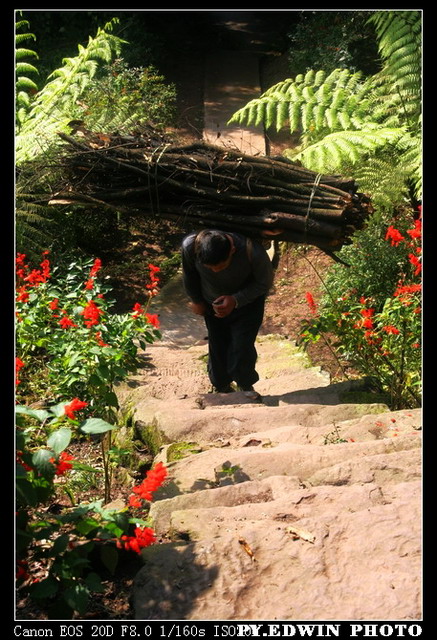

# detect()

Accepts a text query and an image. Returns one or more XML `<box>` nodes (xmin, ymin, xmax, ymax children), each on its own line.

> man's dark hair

<box><xmin>195</xmin><ymin>230</ymin><xmax>232</xmax><ymax>265</ymax></box>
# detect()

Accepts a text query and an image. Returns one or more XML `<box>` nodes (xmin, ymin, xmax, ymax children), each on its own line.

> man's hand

<box><xmin>189</xmin><ymin>301</ymin><xmax>207</xmax><ymax>316</ymax></box>
<box><xmin>212</xmin><ymin>295</ymin><xmax>236</xmax><ymax>317</ymax></box>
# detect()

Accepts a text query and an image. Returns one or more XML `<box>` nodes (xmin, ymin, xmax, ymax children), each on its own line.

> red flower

<box><xmin>49</xmin><ymin>298</ymin><xmax>59</xmax><ymax>310</ymax></box>
<box><xmin>128</xmin><ymin>462</ymin><xmax>167</xmax><ymax>507</ymax></box>
<box><xmin>116</xmin><ymin>526</ymin><xmax>156</xmax><ymax>553</ymax></box>
<box><xmin>16</xmin><ymin>357</ymin><xmax>25</xmax><ymax>385</ymax></box>
<box><xmin>84</xmin><ymin>259</ymin><xmax>102</xmax><ymax>290</ymax></box>
<box><xmin>394</xmin><ymin>283</ymin><xmax>421</xmax><ymax>297</ymax></box>
<box><xmin>95</xmin><ymin>331</ymin><xmax>110</xmax><ymax>347</ymax></box>
<box><xmin>359</xmin><ymin>307</ymin><xmax>374</xmax><ymax>330</ymax></box>
<box><xmin>64</xmin><ymin>398</ymin><xmax>88</xmax><ymax>420</ymax></box>
<box><xmin>383</xmin><ymin>325</ymin><xmax>400</xmax><ymax>335</ymax></box>
<box><xmin>16</xmin><ymin>254</ymin><xmax>28</xmax><ymax>280</ymax></box>
<box><xmin>408</xmin><ymin>253</ymin><xmax>421</xmax><ymax>276</ymax></box>
<box><xmin>132</xmin><ymin>302</ymin><xmax>143</xmax><ymax>318</ymax></box>
<box><xmin>385</xmin><ymin>226</ymin><xmax>405</xmax><ymax>246</ymax></box>
<box><xmin>51</xmin><ymin>451</ymin><xmax>74</xmax><ymax>476</ymax></box>
<box><xmin>146</xmin><ymin>264</ymin><xmax>160</xmax><ymax>297</ymax></box>
<box><xmin>80</xmin><ymin>300</ymin><xmax>103</xmax><ymax>327</ymax></box>
<box><xmin>84</xmin><ymin>279</ymin><xmax>95</xmax><ymax>290</ymax></box>
<box><xmin>89</xmin><ymin>258</ymin><xmax>102</xmax><ymax>278</ymax></box>
<box><xmin>24</xmin><ymin>269</ymin><xmax>45</xmax><ymax>286</ymax></box>
<box><xmin>22</xmin><ymin>255</ymin><xmax>50</xmax><ymax>287</ymax></box>
<box><xmin>59</xmin><ymin>316</ymin><xmax>77</xmax><ymax>329</ymax></box>
<box><xmin>407</xmin><ymin>219</ymin><xmax>422</xmax><ymax>240</ymax></box>
<box><xmin>16</xmin><ymin>450</ymin><xmax>33</xmax><ymax>472</ymax></box>
<box><xmin>305</xmin><ymin>292</ymin><xmax>317</xmax><ymax>315</ymax></box>
<box><xmin>16</xmin><ymin>286</ymin><xmax>29</xmax><ymax>303</ymax></box>
<box><xmin>145</xmin><ymin>313</ymin><xmax>160</xmax><ymax>328</ymax></box>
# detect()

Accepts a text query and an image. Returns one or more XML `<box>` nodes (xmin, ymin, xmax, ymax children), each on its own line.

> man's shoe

<box><xmin>240</xmin><ymin>386</ymin><xmax>261</xmax><ymax>400</ymax></box>
<box><xmin>213</xmin><ymin>384</ymin><xmax>234</xmax><ymax>394</ymax></box>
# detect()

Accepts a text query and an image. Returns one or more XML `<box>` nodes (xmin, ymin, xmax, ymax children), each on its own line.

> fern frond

<box><xmin>16</xmin><ymin>19</ymin><xmax>125</xmax><ymax>165</ymax></box>
<box><xmin>228</xmin><ymin>68</ymin><xmax>367</xmax><ymax>135</ymax></box>
<box><xmin>369</xmin><ymin>11</ymin><xmax>421</xmax><ymax>123</ymax></box>
<box><xmin>287</xmin><ymin>127</ymin><xmax>405</xmax><ymax>173</ymax></box>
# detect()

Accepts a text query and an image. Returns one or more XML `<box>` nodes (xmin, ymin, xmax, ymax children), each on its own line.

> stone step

<box><xmin>149</xmin><ymin>469</ymin><xmax>420</xmax><ymax>538</ymax></box>
<box><xmin>154</xmin><ymin>432</ymin><xmax>421</xmax><ymax>497</ymax></box>
<box><xmin>149</xmin><ymin>401</ymin><xmax>391</xmax><ymax>445</ymax></box>
<box><xmin>134</xmin><ymin>477</ymin><xmax>421</xmax><ymax>621</ymax></box>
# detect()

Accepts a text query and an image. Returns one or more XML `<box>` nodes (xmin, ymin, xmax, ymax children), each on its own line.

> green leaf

<box><xmin>75</xmin><ymin>518</ymin><xmax>100</xmax><ymax>535</ymax></box>
<box><xmin>32</xmin><ymin>449</ymin><xmax>56</xmax><ymax>477</ymax></box>
<box><xmin>47</xmin><ymin>428</ymin><xmax>72</xmax><ymax>454</ymax></box>
<box><xmin>100</xmin><ymin>544</ymin><xmax>119</xmax><ymax>575</ymax></box>
<box><xmin>15</xmin><ymin>406</ymin><xmax>50</xmax><ymax>422</ymax></box>
<box><xmin>64</xmin><ymin>584</ymin><xmax>90</xmax><ymax>616</ymax></box>
<box><xmin>104</xmin><ymin>391</ymin><xmax>119</xmax><ymax>408</ymax></box>
<box><xmin>29</xmin><ymin>576</ymin><xmax>59</xmax><ymax>600</ymax></box>
<box><xmin>80</xmin><ymin>418</ymin><xmax>117</xmax><ymax>435</ymax></box>
<box><xmin>50</xmin><ymin>401</ymin><xmax>70</xmax><ymax>418</ymax></box>
<box><xmin>85</xmin><ymin>572</ymin><xmax>105</xmax><ymax>593</ymax></box>
<box><xmin>16</xmin><ymin>476</ymin><xmax>38</xmax><ymax>507</ymax></box>
<box><xmin>52</xmin><ymin>533</ymin><xmax>70</xmax><ymax>555</ymax></box>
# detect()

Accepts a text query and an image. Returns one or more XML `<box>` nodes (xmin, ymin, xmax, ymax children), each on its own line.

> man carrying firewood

<box><xmin>181</xmin><ymin>229</ymin><xmax>274</xmax><ymax>400</ymax></box>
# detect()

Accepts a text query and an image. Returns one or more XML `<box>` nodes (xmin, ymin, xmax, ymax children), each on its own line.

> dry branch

<box><xmin>48</xmin><ymin>129</ymin><xmax>374</xmax><ymax>255</ymax></box>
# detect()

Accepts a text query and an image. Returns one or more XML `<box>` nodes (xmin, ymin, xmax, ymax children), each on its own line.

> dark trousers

<box><xmin>203</xmin><ymin>296</ymin><xmax>265</xmax><ymax>390</ymax></box>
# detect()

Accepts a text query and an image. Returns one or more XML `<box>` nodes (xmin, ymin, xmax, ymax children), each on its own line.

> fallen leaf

<box><xmin>238</xmin><ymin>537</ymin><xmax>256</xmax><ymax>561</ymax></box>
<box><xmin>286</xmin><ymin>525</ymin><xmax>316</xmax><ymax>544</ymax></box>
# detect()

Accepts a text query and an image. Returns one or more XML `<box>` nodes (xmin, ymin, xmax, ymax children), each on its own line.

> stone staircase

<box><xmin>120</xmin><ymin>14</ymin><xmax>422</xmax><ymax>622</ymax></box>
<box><xmin>116</xmin><ymin>309</ymin><xmax>422</xmax><ymax>621</ymax></box>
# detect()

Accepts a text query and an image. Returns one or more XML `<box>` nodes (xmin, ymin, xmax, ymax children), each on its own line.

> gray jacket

<box><xmin>181</xmin><ymin>231</ymin><xmax>274</xmax><ymax>308</ymax></box>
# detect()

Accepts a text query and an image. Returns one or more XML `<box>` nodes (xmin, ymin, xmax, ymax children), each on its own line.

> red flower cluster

<box><xmin>51</xmin><ymin>451</ymin><xmax>74</xmax><ymax>476</ymax></box>
<box><xmin>128</xmin><ymin>462</ymin><xmax>168</xmax><ymax>508</ymax></box>
<box><xmin>131</xmin><ymin>303</ymin><xmax>160</xmax><ymax>328</ymax></box>
<box><xmin>394</xmin><ymin>283</ymin><xmax>421</xmax><ymax>298</ymax></box>
<box><xmin>116</xmin><ymin>526</ymin><xmax>156</xmax><ymax>553</ymax></box>
<box><xmin>407</xmin><ymin>219</ymin><xmax>422</xmax><ymax>240</ymax></box>
<box><xmin>84</xmin><ymin>258</ymin><xmax>102</xmax><ymax>290</ymax></box>
<box><xmin>95</xmin><ymin>331</ymin><xmax>110</xmax><ymax>347</ymax></box>
<box><xmin>385</xmin><ymin>226</ymin><xmax>405</xmax><ymax>246</ymax></box>
<box><xmin>305</xmin><ymin>292</ymin><xmax>317</xmax><ymax>315</ymax></box>
<box><xmin>16</xmin><ymin>450</ymin><xmax>33</xmax><ymax>472</ymax></box>
<box><xmin>385</xmin><ymin>219</ymin><xmax>422</xmax><ymax>277</ymax></box>
<box><xmin>131</xmin><ymin>302</ymin><xmax>143</xmax><ymax>318</ymax></box>
<box><xmin>146</xmin><ymin>263</ymin><xmax>160</xmax><ymax>297</ymax></box>
<box><xmin>16</xmin><ymin>252</ymin><xmax>51</xmax><ymax>304</ymax></box>
<box><xmin>16</xmin><ymin>357</ymin><xmax>25</xmax><ymax>385</ymax></box>
<box><xmin>80</xmin><ymin>300</ymin><xmax>103</xmax><ymax>327</ymax></box>
<box><xmin>59</xmin><ymin>315</ymin><xmax>78</xmax><ymax>329</ymax></box>
<box><xmin>359</xmin><ymin>307</ymin><xmax>375</xmax><ymax>329</ymax></box>
<box><xmin>382</xmin><ymin>325</ymin><xmax>400</xmax><ymax>335</ymax></box>
<box><xmin>64</xmin><ymin>397</ymin><xmax>88</xmax><ymax>420</ymax></box>
<box><xmin>145</xmin><ymin>313</ymin><xmax>160</xmax><ymax>328</ymax></box>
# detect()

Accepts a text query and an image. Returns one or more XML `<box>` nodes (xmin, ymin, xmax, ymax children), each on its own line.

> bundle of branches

<box><xmin>49</xmin><ymin>129</ymin><xmax>374</xmax><ymax>257</ymax></box>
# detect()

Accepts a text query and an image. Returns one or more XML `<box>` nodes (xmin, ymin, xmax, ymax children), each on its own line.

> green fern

<box><xmin>16</xmin><ymin>18</ymin><xmax>125</xmax><ymax>166</ymax></box>
<box><xmin>228</xmin><ymin>10</ymin><xmax>422</xmax><ymax>202</ymax></box>
<box><xmin>15</xmin><ymin>17</ymin><xmax>39</xmax><ymax>127</ymax></box>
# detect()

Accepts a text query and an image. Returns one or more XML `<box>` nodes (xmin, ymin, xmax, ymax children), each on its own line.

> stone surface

<box><xmin>120</xmin><ymin>315</ymin><xmax>422</xmax><ymax>621</ymax></box>
<box><xmin>124</xmin><ymin>16</ymin><xmax>422</xmax><ymax>618</ymax></box>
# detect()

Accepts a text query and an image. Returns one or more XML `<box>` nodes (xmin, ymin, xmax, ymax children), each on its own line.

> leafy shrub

<box><xmin>15</xmin><ymin>250</ymin><xmax>168</xmax><ymax>618</ymax></box>
<box><xmin>300</xmin><ymin>207</ymin><xmax>421</xmax><ymax>409</ymax></box>
<box><xmin>76</xmin><ymin>58</ymin><xmax>177</xmax><ymax>132</ymax></box>
<box><xmin>16</xmin><ymin>252</ymin><xmax>161</xmax><ymax>416</ymax></box>
<box><xmin>16</xmin><ymin>402</ymin><xmax>168</xmax><ymax>619</ymax></box>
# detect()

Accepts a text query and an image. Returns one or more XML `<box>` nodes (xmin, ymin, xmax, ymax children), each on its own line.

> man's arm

<box><xmin>181</xmin><ymin>236</ymin><xmax>206</xmax><ymax>313</ymax></box>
